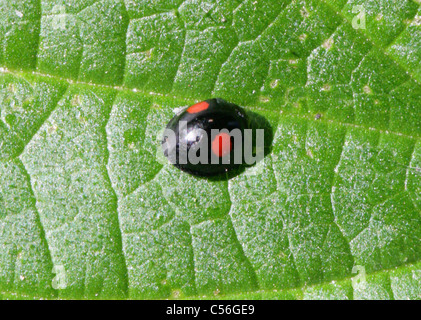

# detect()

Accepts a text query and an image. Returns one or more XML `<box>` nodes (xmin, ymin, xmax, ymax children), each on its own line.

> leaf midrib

<box><xmin>1</xmin><ymin>260</ymin><xmax>418</xmax><ymax>300</ymax></box>
<box><xmin>2</xmin><ymin>68</ymin><xmax>419</xmax><ymax>147</ymax></box>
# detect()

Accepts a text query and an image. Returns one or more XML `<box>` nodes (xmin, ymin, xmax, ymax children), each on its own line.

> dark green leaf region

<box><xmin>0</xmin><ymin>0</ymin><xmax>420</xmax><ymax>299</ymax></box>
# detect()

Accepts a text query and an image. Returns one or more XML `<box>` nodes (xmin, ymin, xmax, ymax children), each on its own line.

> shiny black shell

<box><xmin>162</xmin><ymin>98</ymin><xmax>249</xmax><ymax>177</ymax></box>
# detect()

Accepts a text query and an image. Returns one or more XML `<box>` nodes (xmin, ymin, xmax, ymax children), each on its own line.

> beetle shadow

<box><xmin>205</xmin><ymin>110</ymin><xmax>274</xmax><ymax>182</ymax></box>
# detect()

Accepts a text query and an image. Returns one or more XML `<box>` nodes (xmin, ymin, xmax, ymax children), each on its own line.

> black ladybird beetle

<box><xmin>162</xmin><ymin>98</ymin><xmax>249</xmax><ymax>177</ymax></box>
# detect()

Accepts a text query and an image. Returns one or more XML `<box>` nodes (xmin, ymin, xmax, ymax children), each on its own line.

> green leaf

<box><xmin>0</xmin><ymin>0</ymin><xmax>420</xmax><ymax>300</ymax></box>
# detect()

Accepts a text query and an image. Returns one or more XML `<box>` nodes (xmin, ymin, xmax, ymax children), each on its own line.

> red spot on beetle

<box><xmin>187</xmin><ymin>101</ymin><xmax>209</xmax><ymax>114</ymax></box>
<box><xmin>212</xmin><ymin>132</ymin><xmax>232</xmax><ymax>157</ymax></box>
